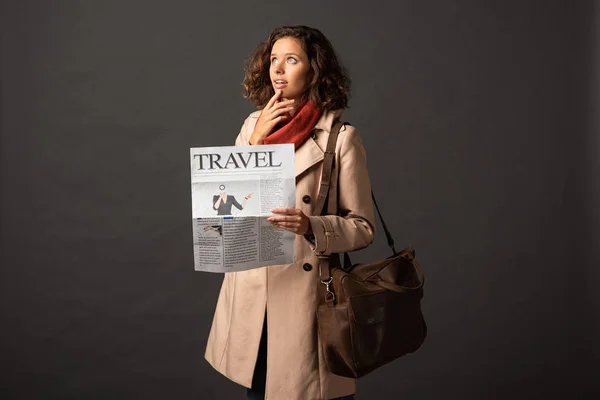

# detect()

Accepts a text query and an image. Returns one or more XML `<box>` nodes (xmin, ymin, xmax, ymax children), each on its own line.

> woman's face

<box><xmin>269</xmin><ymin>37</ymin><xmax>311</xmax><ymax>103</ymax></box>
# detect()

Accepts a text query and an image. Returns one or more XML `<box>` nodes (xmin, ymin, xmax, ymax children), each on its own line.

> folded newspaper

<box><xmin>190</xmin><ymin>144</ymin><xmax>296</xmax><ymax>272</ymax></box>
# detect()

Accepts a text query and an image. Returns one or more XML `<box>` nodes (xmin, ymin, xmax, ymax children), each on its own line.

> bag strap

<box><xmin>313</xmin><ymin>121</ymin><xmax>410</xmax><ymax>304</ymax></box>
<box><xmin>371</xmin><ymin>192</ymin><xmax>397</xmax><ymax>255</ymax></box>
<box><xmin>312</xmin><ymin>121</ymin><xmax>343</xmax><ymax>217</ymax></box>
<box><xmin>312</xmin><ymin>121</ymin><xmax>342</xmax><ymax>301</ymax></box>
<box><xmin>312</xmin><ymin>122</ymin><xmax>398</xmax><ymax>255</ymax></box>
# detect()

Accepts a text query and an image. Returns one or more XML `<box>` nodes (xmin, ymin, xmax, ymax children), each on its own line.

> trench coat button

<box><xmin>302</xmin><ymin>195</ymin><xmax>311</xmax><ymax>204</ymax></box>
<box><xmin>303</xmin><ymin>263</ymin><xmax>312</xmax><ymax>271</ymax></box>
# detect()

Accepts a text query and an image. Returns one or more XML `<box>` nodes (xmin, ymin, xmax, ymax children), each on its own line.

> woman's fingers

<box><xmin>272</xmin><ymin>222</ymin><xmax>303</xmax><ymax>234</ymax></box>
<box><xmin>265</xmin><ymin>89</ymin><xmax>283</xmax><ymax>109</ymax></box>
<box><xmin>263</xmin><ymin>102</ymin><xmax>294</xmax><ymax>123</ymax></box>
<box><xmin>249</xmin><ymin>92</ymin><xmax>295</xmax><ymax>145</ymax></box>
<box><xmin>268</xmin><ymin>208</ymin><xmax>310</xmax><ymax>235</ymax></box>
<box><xmin>268</xmin><ymin>216</ymin><xmax>301</xmax><ymax>223</ymax></box>
<box><xmin>273</xmin><ymin>222</ymin><xmax>301</xmax><ymax>228</ymax></box>
<box><xmin>270</xmin><ymin>207</ymin><xmax>301</xmax><ymax>215</ymax></box>
<box><xmin>271</xmin><ymin>99</ymin><xmax>295</xmax><ymax>110</ymax></box>
<box><xmin>270</xmin><ymin>107</ymin><xmax>294</xmax><ymax>120</ymax></box>
<box><xmin>264</xmin><ymin>99</ymin><xmax>294</xmax><ymax>118</ymax></box>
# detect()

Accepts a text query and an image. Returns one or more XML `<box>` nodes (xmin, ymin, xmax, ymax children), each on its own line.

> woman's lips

<box><xmin>274</xmin><ymin>80</ymin><xmax>288</xmax><ymax>89</ymax></box>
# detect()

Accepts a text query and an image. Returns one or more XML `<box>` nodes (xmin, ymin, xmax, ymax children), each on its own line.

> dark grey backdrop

<box><xmin>1</xmin><ymin>0</ymin><xmax>598</xmax><ymax>399</ymax></box>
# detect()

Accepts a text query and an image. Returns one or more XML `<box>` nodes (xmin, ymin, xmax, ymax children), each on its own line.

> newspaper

<box><xmin>190</xmin><ymin>144</ymin><xmax>296</xmax><ymax>273</ymax></box>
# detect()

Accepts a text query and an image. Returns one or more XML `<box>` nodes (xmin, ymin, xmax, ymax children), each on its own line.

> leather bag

<box><xmin>314</xmin><ymin>121</ymin><xmax>427</xmax><ymax>379</ymax></box>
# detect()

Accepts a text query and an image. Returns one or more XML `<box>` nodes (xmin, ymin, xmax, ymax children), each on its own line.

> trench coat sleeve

<box><xmin>306</xmin><ymin>126</ymin><xmax>376</xmax><ymax>255</ymax></box>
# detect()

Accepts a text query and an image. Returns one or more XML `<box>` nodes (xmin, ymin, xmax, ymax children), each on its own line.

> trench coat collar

<box><xmin>294</xmin><ymin>108</ymin><xmax>344</xmax><ymax>178</ymax></box>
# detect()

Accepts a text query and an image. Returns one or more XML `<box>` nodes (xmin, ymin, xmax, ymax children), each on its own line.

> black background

<box><xmin>1</xmin><ymin>0</ymin><xmax>598</xmax><ymax>398</ymax></box>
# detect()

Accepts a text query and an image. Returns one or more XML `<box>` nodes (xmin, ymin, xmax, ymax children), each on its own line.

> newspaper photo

<box><xmin>190</xmin><ymin>144</ymin><xmax>296</xmax><ymax>273</ymax></box>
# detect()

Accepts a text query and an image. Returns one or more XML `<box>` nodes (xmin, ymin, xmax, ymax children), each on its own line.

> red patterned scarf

<box><xmin>262</xmin><ymin>99</ymin><xmax>322</xmax><ymax>149</ymax></box>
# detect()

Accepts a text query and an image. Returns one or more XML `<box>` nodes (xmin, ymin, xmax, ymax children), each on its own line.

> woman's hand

<box><xmin>268</xmin><ymin>208</ymin><xmax>312</xmax><ymax>235</ymax></box>
<box><xmin>249</xmin><ymin>90</ymin><xmax>295</xmax><ymax>145</ymax></box>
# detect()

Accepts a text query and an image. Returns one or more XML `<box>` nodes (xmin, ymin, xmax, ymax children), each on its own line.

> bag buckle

<box><xmin>320</xmin><ymin>277</ymin><xmax>336</xmax><ymax>304</ymax></box>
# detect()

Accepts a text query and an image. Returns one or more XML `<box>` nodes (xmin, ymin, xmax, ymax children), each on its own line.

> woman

<box><xmin>205</xmin><ymin>26</ymin><xmax>375</xmax><ymax>400</ymax></box>
<box><xmin>213</xmin><ymin>184</ymin><xmax>253</xmax><ymax>215</ymax></box>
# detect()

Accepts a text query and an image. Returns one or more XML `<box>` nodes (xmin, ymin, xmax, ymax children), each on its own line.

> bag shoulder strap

<box><xmin>371</xmin><ymin>192</ymin><xmax>397</xmax><ymax>255</ymax></box>
<box><xmin>314</xmin><ymin>121</ymin><xmax>413</xmax><ymax>304</ymax></box>
<box><xmin>313</xmin><ymin>121</ymin><xmax>397</xmax><ymax>255</ymax></box>
<box><xmin>312</xmin><ymin>120</ymin><xmax>343</xmax><ymax>217</ymax></box>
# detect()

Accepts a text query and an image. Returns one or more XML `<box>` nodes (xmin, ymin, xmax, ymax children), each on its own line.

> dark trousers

<box><xmin>247</xmin><ymin>314</ymin><xmax>268</xmax><ymax>399</ymax></box>
<box><xmin>246</xmin><ymin>313</ymin><xmax>355</xmax><ymax>400</ymax></box>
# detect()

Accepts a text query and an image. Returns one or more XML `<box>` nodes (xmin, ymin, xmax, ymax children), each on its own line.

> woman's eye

<box><xmin>271</xmin><ymin>57</ymin><xmax>297</xmax><ymax>65</ymax></box>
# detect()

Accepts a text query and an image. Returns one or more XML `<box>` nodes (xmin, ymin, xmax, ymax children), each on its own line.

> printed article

<box><xmin>190</xmin><ymin>144</ymin><xmax>295</xmax><ymax>272</ymax></box>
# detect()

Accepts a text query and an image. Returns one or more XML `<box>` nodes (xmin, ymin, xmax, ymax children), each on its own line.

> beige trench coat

<box><xmin>205</xmin><ymin>108</ymin><xmax>376</xmax><ymax>400</ymax></box>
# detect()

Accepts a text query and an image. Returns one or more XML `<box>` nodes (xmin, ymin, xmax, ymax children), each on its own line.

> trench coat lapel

<box><xmin>294</xmin><ymin>136</ymin><xmax>323</xmax><ymax>178</ymax></box>
<box><xmin>294</xmin><ymin>108</ymin><xmax>344</xmax><ymax>178</ymax></box>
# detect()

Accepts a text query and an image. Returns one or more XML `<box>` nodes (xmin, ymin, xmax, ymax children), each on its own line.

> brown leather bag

<box><xmin>314</xmin><ymin>121</ymin><xmax>427</xmax><ymax>379</ymax></box>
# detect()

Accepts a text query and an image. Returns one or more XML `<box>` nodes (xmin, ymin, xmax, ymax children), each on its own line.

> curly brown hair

<box><xmin>242</xmin><ymin>25</ymin><xmax>351</xmax><ymax>111</ymax></box>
